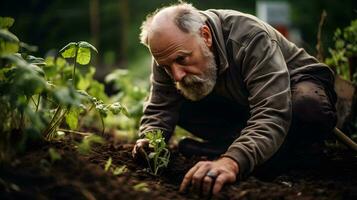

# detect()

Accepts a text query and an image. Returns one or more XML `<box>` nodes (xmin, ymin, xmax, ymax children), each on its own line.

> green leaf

<box><xmin>0</xmin><ymin>17</ymin><xmax>15</xmax><ymax>29</ymax></box>
<box><xmin>59</xmin><ymin>42</ymin><xmax>77</xmax><ymax>58</ymax></box>
<box><xmin>109</xmin><ymin>102</ymin><xmax>126</xmax><ymax>115</ymax></box>
<box><xmin>48</xmin><ymin>148</ymin><xmax>62</xmax><ymax>163</ymax></box>
<box><xmin>0</xmin><ymin>30</ymin><xmax>19</xmax><ymax>56</ymax></box>
<box><xmin>0</xmin><ymin>29</ymin><xmax>19</xmax><ymax>42</ymax></box>
<box><xmin>113</xmin><ymin>165</ymin><xmax>127</xmax><ymax>176</ymax></box>
<box><xmin>65</xmin><ymin>107</ymin><xmax>79</xmax><ymax>130</ymax></box>
<box><xmin>78</xmin><ymin>41</ymin><xmax>98</xmax><ymax>53</ymax></box>
<box><xmin>77</xmin><ymin>135</ymin><xmax>105</xmax><ymax>155</ymax></box>
<box><xmin>27</xmin><ymin>55</ymin><xmax>46</xmax><ymax>66</ymax></box>
<box><xmin>20</xmin><ymin>42</ymin><xmax>38</xmax><ymax>52</ymax></box>
<box><xmin>148</xmin><ymin>152</ymin><xmax>156</xmax><ymax>159</ymax></box>
<box><xmin>76</xmin><ymin>47</ymin><xmax>91</xmax><ymax>65</ymax></box>
<box><xmin>104</xmin><ymin>157</ymin><xmax>112</xmax><ymax>172</ymax></box>
<box><xmin>29</xmin><ymin>64</ymin><xmax>45</xmax><ymax>77</ymax></box>
<box><xmin>133</xmin><ymin>183</ymin><xmax>150</xmax><ymax>192</ymax></box>
<box><xmin>53</xmin><ymin>86</ymin><xmax>82</xmax><ymax>106</ymax></box>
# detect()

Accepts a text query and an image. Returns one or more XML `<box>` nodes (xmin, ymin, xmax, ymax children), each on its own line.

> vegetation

<box><xmin>104</xmin><ymin>157</ymin><xmax>128</xmax><ymax>176</ymax></box>
<box><xmin>325</xmin><ymin>19</ymin><xmax>357</xmax><ymax>84</ymax></box>
<box><xmin>0</xmin><ymin>17</ymin><xmax>127</xmax><ymax>162</ymax></box>
<box><xmin>143</xmin><ymin>130</ymin><xmax>170</xmax><ymax>175</ymax></box>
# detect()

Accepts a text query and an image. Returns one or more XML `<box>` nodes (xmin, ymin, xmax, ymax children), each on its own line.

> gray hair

<box><xmin>139</xmin><ymin>2</ymin><xmax>207</xmax><ymax>47</ymax></box>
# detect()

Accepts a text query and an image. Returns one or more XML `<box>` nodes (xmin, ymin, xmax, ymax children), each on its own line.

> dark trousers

<box><xmin>177</xmin><ymin>80</ymin><xmax>337</xmax><ymax>167</ymax></box>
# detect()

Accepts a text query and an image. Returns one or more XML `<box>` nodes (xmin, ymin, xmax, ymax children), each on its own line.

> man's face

<box><xmin>148</xmin><ymin>27</ymin><xmax>217</xmax><ymax>101</ymax></box>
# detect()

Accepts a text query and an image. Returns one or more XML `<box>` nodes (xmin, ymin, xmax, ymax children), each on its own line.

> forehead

<box><xmin>148</xmin><ymin>29</ymin><xmax>196</xmax><ymax>62</ymax></box>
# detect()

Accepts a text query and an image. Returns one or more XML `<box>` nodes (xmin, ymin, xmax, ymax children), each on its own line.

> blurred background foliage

<box><xmin>1</xmin><ymin>0</ymin><xmax>356</xmax><ymax>81</ymax></box>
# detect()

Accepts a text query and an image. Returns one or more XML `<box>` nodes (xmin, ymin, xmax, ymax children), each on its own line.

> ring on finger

<box><xmin>206</xmin><ymin>171</ymin><xmax>217</xmax><ymax>179</ymax></box>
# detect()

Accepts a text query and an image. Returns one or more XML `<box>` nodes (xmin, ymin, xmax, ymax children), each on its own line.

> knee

<box><xmin>292</xmin><ymin>81</ymin><xmax>336</xmax><ymax>129</ymax></box>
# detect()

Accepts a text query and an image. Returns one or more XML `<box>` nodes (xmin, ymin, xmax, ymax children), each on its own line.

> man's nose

<box><xmin>171</xmin><ymin>64</ymin><xmax>186</xmax><ymax>82</ymax></box>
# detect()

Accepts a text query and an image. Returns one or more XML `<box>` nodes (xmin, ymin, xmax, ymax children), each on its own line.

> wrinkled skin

<box><xmin>179</xmin><ymin>157</ymin><xmax>239</xmax><ymax>196</ymax></box>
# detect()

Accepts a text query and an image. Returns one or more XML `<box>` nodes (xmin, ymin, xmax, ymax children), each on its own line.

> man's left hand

<box><xmin>179</xmin><ymin>157</ymin><xmax>239</xmax><ymax>196</ymax></box>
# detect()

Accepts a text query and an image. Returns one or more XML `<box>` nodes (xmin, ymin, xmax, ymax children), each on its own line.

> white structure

<box><xmin>256</xmin><ymin>1</ymin><xmax>290</xmax><ymax>26</ymax></box>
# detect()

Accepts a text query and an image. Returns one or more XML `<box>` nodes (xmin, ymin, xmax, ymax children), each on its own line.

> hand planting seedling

<box><xmin>142</xmin><ymin>129</ymin><xmax>170</xmax><ymax>175</ymax></box>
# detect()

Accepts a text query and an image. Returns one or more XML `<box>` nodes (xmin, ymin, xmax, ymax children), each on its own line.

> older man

<box><xmin>132</xmin><ymin>2</ymin><xmax>337</xmax><ymax>196</ymax></box>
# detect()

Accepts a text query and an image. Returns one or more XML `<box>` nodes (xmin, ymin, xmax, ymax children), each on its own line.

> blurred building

<box><xmin>256</xmin><ymin>1</ymin><xmax>303</xmax><ymax>46</ymax></box>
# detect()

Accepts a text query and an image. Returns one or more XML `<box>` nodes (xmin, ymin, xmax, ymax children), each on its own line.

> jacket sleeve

<box><xmin>222</xmin><ymin>32</ymin><xmax>292</xmax><ymax>178</ymax></box>
<box><xmin>139</xmin><ymin>59</ymin><xmax>183</xmax><ymax>141</ymax></box>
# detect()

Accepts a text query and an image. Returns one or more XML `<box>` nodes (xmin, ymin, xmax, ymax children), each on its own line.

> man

<box><xmin>132</xmin><ymin>2</ymin><xmax>337</xmax><ymax>196</ymax></box>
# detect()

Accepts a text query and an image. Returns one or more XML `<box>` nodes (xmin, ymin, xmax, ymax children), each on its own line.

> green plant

<box><xmin>0</xmin><ymin>17</ymin><xmax>127</xmax><ymax>162</ymax></box>
<box><xmin>133</xmin><ymin>182</ymin><xmax>150</xmax><ymax>192</ymax></box>
<box><xmin>48</xmin><ymin>147</ymin><xmax>62</xmax><ymax>163</ymax></box>
<box><xmin>77</xmin><ymin>135</ymin><xmax>104</xmax><ymax>155</ymax></box>
<box><xmin>104</xmin><ymin>157</ymin><xmax>128</xmax><ymax>176</ymax></box>
<box><xmin>326</xmin><ymin>19</ymin><xmax>357</xmax><ymax>83</ymax></box>
<box><xmin>143</xmin><ymin>130</ymin><xmax>170</xmax><ymax>175</ymax></box>
<box><xmin>105</xmin><ymin>69</ymin><xmax>148</xmax><ymax>137</ymax></box>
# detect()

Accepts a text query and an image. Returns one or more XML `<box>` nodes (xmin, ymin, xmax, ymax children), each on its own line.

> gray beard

<box><xmin>176</xmin><ymin>43</ymin><xmax>217</xmax><ymax>101</ymax></box>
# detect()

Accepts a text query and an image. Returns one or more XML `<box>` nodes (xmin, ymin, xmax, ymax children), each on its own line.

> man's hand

<box><xmin>132</xmin><ymin>138</ymin><xmax>150</xmax><ymax>161</ymax></box>
<box><xmin>179</xmin><ymin>157</ymin><xmax>239</xmax><ymax>196</ymax></box>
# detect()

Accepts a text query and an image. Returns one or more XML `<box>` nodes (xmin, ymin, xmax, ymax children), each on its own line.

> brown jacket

<box><xmin>139</xmin><ymin>9</ymin><xmax>335</xmax><ymax>177</ymax></box>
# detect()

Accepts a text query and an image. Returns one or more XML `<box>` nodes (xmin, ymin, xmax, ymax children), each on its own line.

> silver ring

<box><xmin>206</xmin><ymin>171</ymin><xmax>217</xmax><ymax>179</ymax></box>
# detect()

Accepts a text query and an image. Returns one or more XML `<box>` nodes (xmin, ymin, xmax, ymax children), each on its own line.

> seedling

<box><xmin>77</xmin><ymin>135</ymin><xmax>104</xmax><ymax>155</ymax></box>
<box><xmin>104</xmin><ymin>157</ymin><xmax>128</xmax><ymax>176</ymax></box>
<box><xmin>133</xmin><ymin>182</ymin><xmax>150</xmax><ymax>192</ymax></box>
<box><xmin>143</xmin><ymin>129</ymin><xmax>170</xmax><ymax>175</ymax></box>
<box><xmin>48</xmin><ymin>147</ymin><xmax>62</xmax><ymax>163</ymax></box>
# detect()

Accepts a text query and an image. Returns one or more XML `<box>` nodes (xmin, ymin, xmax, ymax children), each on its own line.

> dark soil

<box><xmin>0</xmin><ymin>137</ymin><xmax>356</xmax><ymax>200</ymax></box>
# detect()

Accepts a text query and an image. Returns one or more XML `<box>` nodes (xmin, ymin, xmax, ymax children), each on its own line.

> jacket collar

<box><xmin>200</xmin><ymin>10</ymin><xmax>229</xmax><ymax>74</ymax></box>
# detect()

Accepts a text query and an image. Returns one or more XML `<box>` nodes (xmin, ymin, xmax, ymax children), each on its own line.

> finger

<box><xmin>201</xmin><ymin>175</ymin><xmax>214</xmax><ymax>196</ymax></box>
<box><xmin>191</xmin><ymin>164</ymin><xmax>210</xmax><ymax>192</ymax></box>
<box><xmin>212</xmin><ymin>173</ymin><xmax>235</xmax><ymax>195</ymax></box>
<box><xmin>136</xmin><ymin>139</ymin><xmax>148</xmax><ymax>148</ymax></box>
<box><xmin>132</xmin><ymin>143</ymin><xmax>140</xmax><ymax>157</ymax></box>
<box><xmin>132</xmin><ymin>147</ymin><xmax>136</xmax><ymax>158</ymax></box>
<box><xmin>179</xmin><ymin>163</ymin><xmax>201</xmax><ymax>193</ymax></box>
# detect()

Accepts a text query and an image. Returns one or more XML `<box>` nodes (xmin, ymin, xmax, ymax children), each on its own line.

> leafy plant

<box><xmin>325</xmin><ymin>19</ymin><xmax>357</xmax><ymax>83</ymax></box>
<box><xmin>105</xmin><ymin>69</ymin><xmax>148</xmax><ymax>134</ymax></box>
<box><xmin>142</xmin><ymin>130</ymin><xmax>170</xmax><ymax>175</ymax></box>
<box><xmin>0</xmin><ymin>17</ymin><xmax>127</xmax><ymax>162</ymax></box>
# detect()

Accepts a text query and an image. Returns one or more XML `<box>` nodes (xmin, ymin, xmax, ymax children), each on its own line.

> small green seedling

<box><xmin>48</xmin><ymin>147</ymin><xmax>61</xmax><ymax>163</ymax></box>
<box><xmin>104</xmin><ymin>157</ymin><xmax>127</xmax><ymax>176</ymax></box>
<box><xmin>133</xmin><ymin>182</ymin><xmax>150</xmax><ymax>192</ymax></box>
<box><xmin>143</xmin><ymin>129</ymin><xmax>170</xmax><ymax>175</ymax></box>
<box><xmin>77</xmin><ymin>135</ymin><xmax>104</xmax><ymax>155</ymax></box>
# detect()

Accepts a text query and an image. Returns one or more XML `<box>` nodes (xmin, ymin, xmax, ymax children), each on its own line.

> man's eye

<box><xmin>176</xmin><ymin>56</ymin><xmax>187</xmax><ymax>64</ymax></box>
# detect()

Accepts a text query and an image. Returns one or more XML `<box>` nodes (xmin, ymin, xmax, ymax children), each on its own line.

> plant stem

<box><xmin>100</xmin><ymin>115</ymin><xmax>105</xmax><ymax>135</ymax></box>
<box><xmin>36</xmin><ymin>95</ymin><xmax>41</xmax><ymax>112</ymax></box>
<box><xmin>57</xmin><ymin>128</ymin><xmax>92</xmax><ymax>136</ymax></box>
<box><xmin>45</xmin><ymin>108</ymin><xmax>68</xmax><ymax>140</ymax></box>
<box><xmin>72</xmin><ymin>46</ymin><xmax>78</xmax><ymax>88</ymax></box>
<box><xmin>30</xmin><ymin>96</ymin><xmax>37</xmax><ymax>107</ymax></box>
<box><xmin>43</xmin><ymin>106</ymin><xmax>62</xmax><ymax>137</ymax></box>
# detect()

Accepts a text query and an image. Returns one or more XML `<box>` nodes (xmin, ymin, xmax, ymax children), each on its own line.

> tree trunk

<box><xmin>89</xmin><ymin>0</ymin><xmax>100</xmax><ymax>65</ymax></box>
<box><xmin>118</xmin><ymin>0</ymin><xmax>129</xmax><ymax>65</ymax></box>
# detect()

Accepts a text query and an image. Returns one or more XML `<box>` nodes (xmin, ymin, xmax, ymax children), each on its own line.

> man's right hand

<box><xmin>132</xmin><ymin>138</ymin><xmax>150</xmax><ymax>161</ymax></box>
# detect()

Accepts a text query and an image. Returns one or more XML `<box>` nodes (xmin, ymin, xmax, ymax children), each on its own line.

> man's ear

<box><xmin>200</xmin><ymin>25</ymin><xmax>212</xmax><ymax>48</ymax></box>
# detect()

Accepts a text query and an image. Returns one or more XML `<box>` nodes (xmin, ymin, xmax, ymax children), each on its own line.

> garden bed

<box><xmin>1</xmin><ymin>136</ymin><xmax>356</xmax><ymax>200</ymax></box>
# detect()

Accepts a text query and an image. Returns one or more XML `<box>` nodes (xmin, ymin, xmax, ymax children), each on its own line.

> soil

<box><xmin>0</xmin><ymin>136</ymin><xmax>356</xmax><ymax>200</ymax></box>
